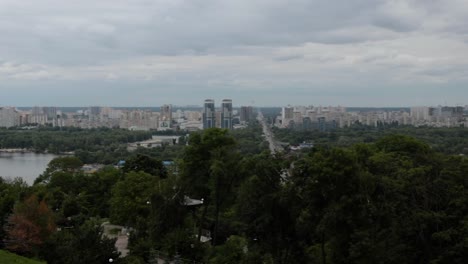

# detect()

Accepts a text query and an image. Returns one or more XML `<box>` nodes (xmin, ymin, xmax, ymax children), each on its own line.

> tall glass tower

<box><xmin>203</xmin><ymin>99</ymin><xmax>215</xmax><ymax>129</ymax></box>
<box><xmin>221</xmin><ymin>99</ymin><xmax>233</xmax><ymax>129</ymax></box>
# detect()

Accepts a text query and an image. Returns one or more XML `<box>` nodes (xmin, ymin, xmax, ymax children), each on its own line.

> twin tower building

<box><xmin>203</xmin><ymin>99</ymin><xmax>233</xmax><ymax>129</ymax></box>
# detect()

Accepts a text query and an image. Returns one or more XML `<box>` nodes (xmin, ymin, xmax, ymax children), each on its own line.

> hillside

<box><xmin>0</xmin><ymin>250</ymin><xmax>45</xmax><ymax>264</ymax></box>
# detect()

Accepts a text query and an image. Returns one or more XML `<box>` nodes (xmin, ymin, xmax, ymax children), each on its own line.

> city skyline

<box><xmin>1</xmin><ymin>1</ymin><xmax>468</xmax><ymax>106</ymax></box>
<box><xmin>2</xmin><ymin>103</ymin><xmax>468</xmax><ymax>109</ymax></box>
<box><xmin>3</xmin><ymin>102</ymin><xmax>468</xmax><ymax>108</ymax></box>
<box><xmin>2</xmin><ymin>103</ymin><xmax>466</xmax><ymax>129</ymax></box>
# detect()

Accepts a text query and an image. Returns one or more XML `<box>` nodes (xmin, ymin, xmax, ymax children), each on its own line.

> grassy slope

<box><xmin>0</xmin><ymin>250</ymin><xmax>45</xmax><ymax>264</ymax></box>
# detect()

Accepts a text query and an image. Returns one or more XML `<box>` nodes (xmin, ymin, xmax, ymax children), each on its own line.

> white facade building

<box><xmin>0</xmin><ymin>107</ymin><xmax>20</xmax><ymax>128</ymax></box>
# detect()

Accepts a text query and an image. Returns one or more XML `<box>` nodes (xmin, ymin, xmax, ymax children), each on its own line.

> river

<box><xmin>0</xmin><ymin>152</ymin><xmax>57</xmax><ymax>185</ymax></box>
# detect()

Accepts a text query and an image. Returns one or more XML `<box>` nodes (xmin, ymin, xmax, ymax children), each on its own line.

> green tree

<box><xmin>122</xmin><ymin>154</ymin><xmax>167</xmax><ymax>178</ymax></box>
<box><xmin>234</xmin><ymin>152</ymin><xmax>295</xmax><ymax>261</ymax></box>
<box><xmin>0</xmin><ymin>178</ymin><xmax>30</xmax><ymax>248</ymax></box>
<box><xmin>41</xmin><ymin>219</ymin><xmax>119</xmax><ymax>264</ymax></box>
<box><xmin>34</xmin><ymin>157</ymin><xmax>83</xmax><ymax>185</ymax></box>
<box><xmin>179</xmin><ymin>128</ymin><xmax>240</xmax><ymax>246</ymax></box>
<box><xmin>109</xmin><ymin>171</ymin><xmax>159</xmax><ymax>227</ymax></box>
<box><xmin>207</xmin><ymin>235</ymin><xmax>248</xmax><ymax>264</ymax></box>
<box><xmin>4</xmin><ymin>195</ymin><xmax>56</xmax><ymax>256</ymax></box>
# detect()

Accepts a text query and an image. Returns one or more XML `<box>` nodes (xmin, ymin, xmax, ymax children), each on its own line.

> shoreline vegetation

<box><xmin>0</xmin><ymin>148</ymin><xmax>74</xmax><ymax>155</ymax></box>
<box><xmin>0</xmin><ymin>148</ymin><xmax>31</xmax><ymax>153</ymax></box>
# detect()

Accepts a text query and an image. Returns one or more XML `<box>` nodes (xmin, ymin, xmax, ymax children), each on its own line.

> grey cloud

<box><xmin>0</xmin><ymin>0</ymin><xmax>467</xmax><ymax>106</ymax></box>
<box><xmin>416</xmin><ymin>65</ymin><xmax>468</xmax><ymax>78</ymax></box>
<box><xmin>0</xmin><ymin>0</ymin><xmax>390</xmax><ymax>64</ymax></box>
<box><xmin>372</xmin><ymin>16</ymin><xmax>419</xmax><ymax>32</ymax></box>
<box><xmin>274</xmin><ymin>54</ymin><xmax>304</xmax><ymax>61</ymax></box>
<box><xmin>370</xmin><ymin>0</ymin><xmax>423</xmax><ymax>32</ymax></box>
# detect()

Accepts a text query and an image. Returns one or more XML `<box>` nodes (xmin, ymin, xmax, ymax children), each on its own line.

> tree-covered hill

<box><xmin>0</xmin><ymin>127</ymin><xmax>466</xmax><ymax>263</ymax></box>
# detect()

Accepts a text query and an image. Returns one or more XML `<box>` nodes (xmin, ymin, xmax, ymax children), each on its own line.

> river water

<box><xmin>0</xmin><ymin>152</ymin><xmax>57</xmax><ymax>185</ymax></box>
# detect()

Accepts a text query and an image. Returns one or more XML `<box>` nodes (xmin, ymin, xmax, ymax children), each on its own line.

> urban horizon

<box><xmin>1</xmin><ymin>103</ymin><xmax>467</xmax><ymax>130</ymax></box>
<box><xmin>3</xmin><ymin>103</ymin><xmax>468</xmax><ymax>109</ymax></box>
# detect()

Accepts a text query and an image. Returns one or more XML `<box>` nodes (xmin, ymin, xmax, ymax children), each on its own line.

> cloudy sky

<box><xmin>1</xmin><ymin>0</ymin><xmax>468</xmax><ymax>107</ymax></box>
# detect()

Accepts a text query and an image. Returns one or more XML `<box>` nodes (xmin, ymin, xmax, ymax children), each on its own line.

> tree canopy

<box><xmin>1</xmin><ymin>125</ymin><xmax>467</xmax><ymax>263</ymax></box>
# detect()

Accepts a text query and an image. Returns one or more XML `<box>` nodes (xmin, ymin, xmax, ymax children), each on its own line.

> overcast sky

<box><xmin>1</xmin><ymin>0</ymin><xmax>467</xmax><ymax>107</ymax></box>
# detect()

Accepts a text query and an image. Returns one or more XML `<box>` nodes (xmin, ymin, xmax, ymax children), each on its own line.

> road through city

<box><xmin>257</xmin><ymin>111</ymin><xmax>283</xmax><ymax>155</ymax></box>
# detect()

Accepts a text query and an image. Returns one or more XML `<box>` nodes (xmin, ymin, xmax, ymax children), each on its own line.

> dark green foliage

<box><xmin>0</xmin><ymin>178</ymin><xmax>30</xmax><ymax>247</ymax></box>
<box><xmin>109</xmin><ymin>171</ymin><xmax>158</xmax><ymax>226</ymax></box>
<box><xmin>0</xmin><ymin>127</ymin><xmax>190</xmax><ymax>168</ymax></box>
<box><xmin>34</xmin><ymin>156</ymin><xmax>83</xmax><ymax>185</ymax></box>
<box><xmin>2</xmin><ymin>124</ymin><xmax>467</xmax><ymax>263</ymax></box>
<box><xmin>287</xmin><ymin>135</ymin><xmax>468</xmax><ymax>263</ymax></box>
<box><xmin>0</xmin><ymin>127</ymin><xmax>177</xmax><ymax>166</ymax></box>
<box><xmin>40</xmin><ymin>219</ymin><xmax>119</xmax><ymax>264</ymax></box>
<box><xmin>273</xmin><ymin>125</ymin><xmax>468</xmax><ymax>155</ymax></box>
<box><xmin>0</xmin><ymin>127</ymin><xmax>152</xmax><ymax>154</ymax></box>
<box><xmin>120</xmin><ymin>130</ymin><xmax>468</xmax><ymax>263</ymax></box>
<box><xmin>32</xmin><ymin>162</ymin><xmax>121</xmax><ymax>220</ymax></box>
<box><xmin>230</xmin><ymin>121</ymin><xmax>269</xmax><ymax>155</ymax></box>
<box><xmin>207</xmin><ymin>235</ymin><xmax>248</xmax><ymax>263</ymax></box>
<box><xmin>122</xmin><ymin>154</ymin><xmax>167</xmax><ymax>178</ymax></box>
<box><xmin>180</xmin><ymin>128</ymin><xmax>241</xmax><ymax>245</ymax></box>
<box><xmin>180</xmin><ymin>128</ymin><xmax>237</xmax><ymax>199</ymax></box>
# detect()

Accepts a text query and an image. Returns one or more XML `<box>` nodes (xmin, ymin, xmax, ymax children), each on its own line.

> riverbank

<box><xmin>0</xmin><ymin>148</ymin><xmax>74</xmax><ymax>155</ymax></box>
<box><xmin>0</xmin><ymin>148</ymin><xmax>32</xmax><ymax>153</ymax></box>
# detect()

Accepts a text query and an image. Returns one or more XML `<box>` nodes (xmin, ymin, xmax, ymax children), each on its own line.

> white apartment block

<box><xmin>0</xmin><ymin>107</ymin><xmax>20</xmax><ymax>128</ymax></box>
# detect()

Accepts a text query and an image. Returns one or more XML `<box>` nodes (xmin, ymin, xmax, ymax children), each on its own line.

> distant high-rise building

<box><xmin>32</xmin><ymin>106</ymin><xmax>43</xmax><ymax>116</ymax></box>
<box><xmin>240</xmin><ymin>106</ymin><xmax>253</xmax><ymax>123</ymax></box>
<box><xmin>44</xmin><ymin>107</ymin><xmax>58</xmax><ymax>120</ymax></box>
<box><xmin>281</xmin><ymin>106</ymin><xmax>294</xmax><ymax>127</ymax></box>
<box><xmin>410</xmin><ymin>106</ymin><xmax>431</xmax><ymax>121</ymax></box>
<box><xmin>88</xmin><ymin>106</ymin><xmax>100</xmax><ymax>116</ymax></box>
<box><xmin>203</xmin><ymin>99</ymin><xmax>216</xmax><ymax>129</ymax></box>
<box><xmin>215</xmin><ymin>110</ymin><xmax>222</xmax><ymax>128</ymax></box>
<box><xmin>160</xmin><ymin>104</ymin><xmax>172</xmax><ymax>121</ymax></box>
<box><xmin>221</xmin><ymin>99</ymin><xmax>233</xmax><ymax>129</ymax></box>
<box><xmin>31</xmin><ymin>106</ymin><xmax>58</xmax><ymax>125</ymax></box>
<box><xmin>440</xmin><ymin>106</ymin><xmax>464</xmax><ymax>121</ymax></box>
<box><xmin>88</xmin><ymin>106</ymin><xmax>101</xmax><ymax>122</ymax></box>
<box><xmin>282</xmin><ymin>106</ymin><xmax>294</xmax><ymax>120</ymax></box>
<box><xmin>159</xmin><ymin>104</ymin><xmax>173</xmax><ymax>129</ymax></box>
<box><xmin>0</xmin><ymin>107</ymin><xmax>19</xmax><ymax>128</ymax></box>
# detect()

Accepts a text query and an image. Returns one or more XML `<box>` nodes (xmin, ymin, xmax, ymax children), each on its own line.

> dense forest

<box><xmin>0</xmin><ymin>125</ymin><xmax>467</xmax><ymax>263</ymax></box>
<box><xmin>273</xmin><ymin>126</ymin><xmax>468</xmax><ymax>155</ymax></box>
<box><xmin>0</xmin><ymin>124</ymin><xmax>267</xmax><ymax>164</ymax></box>
<box><xmin>0</xmin><ymin>127</ymin><xmax>152</xmax><ymax>153</ymax></box>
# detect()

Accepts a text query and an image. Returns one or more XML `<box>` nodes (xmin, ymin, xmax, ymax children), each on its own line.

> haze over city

<box><xmin>1</xmin><ymin>0</ymin><xmax>468</xmax><ymax>106</ymax></box>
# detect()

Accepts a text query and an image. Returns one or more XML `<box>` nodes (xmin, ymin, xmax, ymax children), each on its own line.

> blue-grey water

<box><xmin>0</xmin><ymin>152</ymin><xmax>57</xmax><ymax>185</ymax></box>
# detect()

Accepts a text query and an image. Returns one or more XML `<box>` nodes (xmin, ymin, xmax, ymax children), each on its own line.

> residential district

<box><xmin>0</xmin><ymin>100</ymin><xmax>467</xmax><ymax>130</ymax></box>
